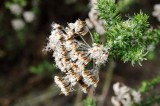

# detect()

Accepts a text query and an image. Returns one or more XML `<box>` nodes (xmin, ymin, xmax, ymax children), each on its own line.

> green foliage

<box><xmin>146</xmin><ymin>28</ymin><xmax>160</xmax><ymax>45</ymax></box>
<box><xmin>138</xmin><ymin>94</ymin><xmax>160</xmax><ymax>106</ymax></box>
<box><xmin>30</xmin><ymin>60</ymin><xmax>56</xmax><ymax>75</ymax></box>
<box><xmin>117</xmin><ymin>0</ymin><xmax>134</xmax><ymax>12</ymax></box>
<box><xmin>137</xmin><ymin>76</ymin><xmax>160</xmax><ymax>106</ymax></box>
<box><xmin>97</xmin><ymin>0</ymin><xmax>134</xmax><ymax>24</ymax></box>
<box><xmin>145</xmin><ymin>28</ymin><xmax>159</xmax><ymax>60</ymax></box>
<box><xmin>3</xmin><ymin>0</ymin><xmax>41</xmax><ymax>48</ymax></box>
<box><xmin>13</xmin><ymin>0</ymin><xmax>27</xmax><ymax>6</ymax></box>
<box><xmin>146</xmin><ymin>51</ymin><xmax>156</xmax><ymax>60</ymax></box>
<box><xmin>84</xmin><ymin>98</ymin><xmax>96</xmax><ymax>106</ymax></box>
<box><xmin>98</xmin><ymin>0</ymin><xmax>121</xmax><ymax>26</ymax></box>
<box><xmin>93</xmin><ymin>32</ymin><xmax>101</xmax><ymax>44</ymax></box>
<box><xmin>106</xmin><ymin>13</ymin><xmax>149</xmax><ymax>65</ymax></box>
<box><xmin>5</xmin><ymin>0</ymin><xmax>27</xmax><ymax>9</ymax></box>
<box><xmin>138</xmin><ymin>76</ymin><xmax>160</xmax><ymax>93</ymax></box>
<box><xmin>97</xmin><ymin>0</ymin><xmax>160</xmax><ymax>65</ymax></box>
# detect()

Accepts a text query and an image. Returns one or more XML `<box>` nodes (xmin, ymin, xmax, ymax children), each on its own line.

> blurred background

<box><xmin>0</xmin><ymin>0</ymin><xmax>160</xmax><ymax>106</ymax></box>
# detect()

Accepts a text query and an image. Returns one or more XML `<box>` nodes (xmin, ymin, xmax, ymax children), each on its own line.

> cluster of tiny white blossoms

<box><xmin>85</xmin><ymin>0</ymin><xmax>106</xmax><ymax>35</ymax></box>
<box><xmin>45</xmin><ymin>19</ymin><xmax>109</xmax><ymax>95</ymax></box>
<box><xmin>9</xmin><ymin>4</ymin><xmax>35</xmax><ymax>31</ymax></box>
<box><xmin>23</xmin><ymin>11</ymin><xmax>35</xmax><ymax>23</ymax></box>
<box><xmin>152</xmin><ymin>4</ymin><xmax>160</xmax><ymax>21</ymax></box>
<box><xmin>9</xmin><ymin>4</ymin><xmax>22</xmax><ymax>15</ymax></box>
<box><xmin>111</xmin><ymin>82</ymin><xmax>141</xmax><ymax>106</ymax></box>
<box><xmin>11</xmin><ymin>19</ymin><xmax>25</xmax><ymax>31</ymax></box>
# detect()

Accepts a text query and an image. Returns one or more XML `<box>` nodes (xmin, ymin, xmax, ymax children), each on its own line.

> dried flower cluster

<box><xmin>152</xmin><ymin>4</ymin><xmax>160</xmax><ymax>21</ymax></box>
<box><xmin>85</xmin><ymin>0</ymin><xmax>106</xmax><ymax>35</ymax></box>
<box><xmin>45</xmin><ymin>19</ymin><xmax>109</xmax><ymax>95</ymax></box>
<box><xmin>111</xmin><ymin>82</ymin><xmax>141</xmax><ymax>106</ymax></box>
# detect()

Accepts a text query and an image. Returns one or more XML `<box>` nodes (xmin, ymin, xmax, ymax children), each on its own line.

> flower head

<box><xmin>85</xmin><ymin>0</ymin><xmax>106</xmax><ymax>35</ymax></box>
<box><xmin>111</xmin><ymin>82</ymin><xmax>141</xmax><ymax>106</ymax></box>
<box><xmin>23</xmin><ymin>11</ymin><xmax>35</xmax><ymax>23</ymax></box>
<box><xmin>9</xmin><ymin>4</ymin><xmax>22</xmax><ymax>15</ymax></box>
<box><xmin>152</xmin><ymin>4</ymin><xmax>160</xmax><ymax>21</ymax></box>
<box><xmin>11</xmin><ymin>19</ymin><xmax>25</xmax><ymax>30</ymax></box>
<box><xmin>45</xmin><ymin>19</ymin><xmax>109</xmax><ymax>95</ymax></box>
<box><xmin>88</xmin><ymin>43</ymin><xmax>109</xmax><ymax>65</ymax></box>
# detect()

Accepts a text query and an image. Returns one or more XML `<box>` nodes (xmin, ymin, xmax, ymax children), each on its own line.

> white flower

<box><xmin>152</xmin><ymin>4</ymin><xmax>160</xmax><ymax>21</ymax></box>
<box><xmin>154</xmin><ymin>4</ymin><xmax>160</xmax><ymax>11</ymax></box>
<box><xmin>86</xmin><ymin>0</ymin><xmax>106</xmax><ymax>35</ymax></box>
<box><xmin>131</xmin><ymin>90</ymin><xmax>141</xmax><ymax>103</ymax></box>
<box><xmin>94</xmin><ymin>23</ymin><xmax>106</xmax><ymax>35</ymax></box>
<box><xmin>85</xmin><ymin>19</ymin><xmax>94</xmax><ymax>29</ymax></box>
<box><xmin>147</xmin><ymin>44</ymin><xmax>155</xmax><ymax>51</ymax></box>
<box><xmin>11</xmin><ymin>19</ymin><xmax>25</xmax><ymax>30</ymax></box>
<box><xmin>9</xmin><ymin>4</ymin><xmax>22</xmax><ymax>15</ymax></box>
<box><xmin>90</xmin><ymin>0</ymin><xmax>97</xmax><ymax>5</ymax></box>
<box><xmin>111</xmin><ymin>97</ymin><xmax>121</xmax><ymax>106</ymax></box>
<box><xmin>88</xmin><ymin>43</ymin><xmax>109</xmax><ymax>65</ymax></box>
<box><xmin>111</xmin><ymin>82</ymin><xmax>141</xmax><ymax>106</ymax></box>
<box><xmin>113</xmin><ymin>82</ymin><xmax>130</xmax><ymax>97</ymax></box>
<box><xmin>23</xmin><ymin>11</ymin><xmax>35</xmax><ymax>23</ymax></box>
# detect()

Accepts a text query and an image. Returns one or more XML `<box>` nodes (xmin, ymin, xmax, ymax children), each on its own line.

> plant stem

<box><xmin>74</xmin><ymin>89</ymin><xmax>83</xmax><ymax>106</ymax></box>
<box><xmin>13</xmin><ymin>84</ymin><xmax>59</xmax><ymax>106</ymax></box>
<box><xmin>98</xmin><ymin>61</ymin><xmax>116</xmax><ymax>106</ymax></box>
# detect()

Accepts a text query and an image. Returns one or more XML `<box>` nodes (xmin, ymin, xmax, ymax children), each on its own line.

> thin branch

<box><xmin>79</xmin><ymin>35</ymin><xmax>91</xmax><ymax>48</ymax></box>
<box><xmin>13</xmin><ymin>84</ymin><xmax>59</xmax><ymax>106</ymax></box>
<box><xmin>87</xmin><ymin>27</ymin><xmax>94</xmax><ymax>43</ymax></box>
<box><xmin>97</xmin><ymin>61</ymin><xmax>116</xmax><ymax>106</ymax></box>
<box><xmin>74</xmin><ymin>89</ymin><xmax>83</xmax><ymax>106</ymax></box>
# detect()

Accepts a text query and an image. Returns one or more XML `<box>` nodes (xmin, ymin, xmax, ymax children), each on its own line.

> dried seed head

<box><xmin>63</xmin><ymin>39</ymin><xmax>78</xmax><ymax>51</ymax></box>
<box><xmin>68</xmin><ymin>19</ymin><xmax>88</xmax><ymax>36</ymax></box>
<box><xmin>64</xmin><ymin>28</ymin><xmax>75</xmax><ymax>40</ymax></box>
<box><xmin>78</xmin><ymin>80</ymin><xmax>89</xmax><ymax>93</ymax></box>
<box><xmin>88</xmin><ymin>43</ymin><xmax>109</xmax><ymax>65</ymax></box>
<box><xmin>82</xmin><ymin>70</ymin><xmax>98</xmax><ymax>87</ymax></box>
<box><xmin>66</xmin><ymin>70</ymin><xmax>81</xmax><ymax>86</ymax></box>
<box><xmin>46</xmin><ymin>19</ymin><xmax>109</xmax><ymax>95</ymax></box>
<box><xmin>54</xmin><ymin>76</ymin><xmax>72</xmax><ymax>96</ymax></box>
<box><xmin>52</xmin><ymin>23</ymin><xmax>62</xmax><ymax>29</ymax></box>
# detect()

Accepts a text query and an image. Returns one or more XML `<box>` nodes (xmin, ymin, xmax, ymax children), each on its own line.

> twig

<box><xmin>79</xmin><ymin>35</ymin><xmax>91</xmax><ymax>48</ymax></box>
<box><xmin>87</xmin><ymin>27</ymin><xmax>94</xmax><ymax>43</ymax></box>
<box><xmin>97</xmin><ymin>61</ymin><xmax>116</xmax><ymax>106</ymax></box>
<box><xmin>74</xmin><ymin>89</ymin><xmax>83</xmax><ymax>106</ymax></box>
<box><xmin>13</xmin><ymin>84</ymin><xmax>59</xmax><ymax>106</ymax></box>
